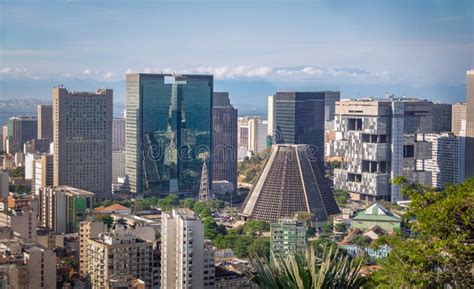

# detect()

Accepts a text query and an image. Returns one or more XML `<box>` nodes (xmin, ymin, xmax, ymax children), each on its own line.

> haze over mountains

<box><xmin>0</xmin><ymin>66</ymin><xmax>467</xmax><ymax>117</ymax></box>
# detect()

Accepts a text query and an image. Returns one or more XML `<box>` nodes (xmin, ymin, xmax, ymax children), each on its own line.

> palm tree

<box><xmin>246</xmin><ymin>246</ymin><xmax>366</xmax><ymax>289</ymax></box>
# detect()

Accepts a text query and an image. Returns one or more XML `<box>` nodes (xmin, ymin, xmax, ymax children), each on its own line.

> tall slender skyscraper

<box><xmin>466</xmin><ymin>70</ymin><xmax>474</xmax><ymax>178</ymax></box>
<box><xmin>53</xmin><ymin>87</ymin><xmax>113</xmax><ymax>197</ymax></box>
<box><xmin>37</xmin><ymin>104</ymin><xmax>53</xmax><ymax>142</ymax></box>
<box><xmin>125</xmin><ymin>74</ymin><xmax>213</xmax><ymax>195</ymax></box>
<box><xmin>212</xmin><ymin>92</ymin><xmax>238</xmax><ymax>189</ymax></box>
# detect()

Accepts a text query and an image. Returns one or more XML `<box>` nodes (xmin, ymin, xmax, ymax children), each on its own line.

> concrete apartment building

<box><xmin>0</xmin><ymin>239</ymin><xmax>56</xmax><ymax>289</ymax></box>
<box><xmin>161</xmin><ymin>208</ymin><xmax>214</xmax><ymax>289</ymax></box>
<box><xmin>79</xmin><ymin>220</ymin><xmax>108</xmax><ymax>279</ymax></box>
<box><xmin>329</xmin><ymin>98</ymin><xmax>436</xmax><ymax>202</ymax></box>
<box><xmin>421</xmin><ymin>132</ymin><xmax>465</xmax><ymax>188</ymax></box>
<box><xmin>38</xmin><ymin>185</ymin><xmax>95</xmax><ymax>233</ymax></box>
<box><xmin>0</xmin><ymin>203</ymin><xmax>37</xmax><ymax>241</ymax></box>
<box><xmin>451</xmin><ymin>103</ymin><xmax>467</xmax><ymax>136</ymax></box>
<box><xmin>53</xmin><ymin>87</ymin><xmax>113</xmax><ymax>198</ymax></box>
<box><xmin>32</xmin><ymin>154</ymin><xmax>53</xmax><ymax>196</ymax></box>
<box><xmin>270</xmin><ymin>218</ymin><xmax>307</xmax><ymax>260</ymax></box>
<box><xmin>86</xmin><ymin>226</ymin><xmax>156</xmax><ymax>289</ymax></box>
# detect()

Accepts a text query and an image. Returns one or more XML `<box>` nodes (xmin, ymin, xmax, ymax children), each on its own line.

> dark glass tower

<box><xmin>126</xmin><ymin>74</ymin><xmax>213</xmax><ymax>196</ymax></box>
<box><xmin>274</xmin><ymin>92</ymin><xmax>326</xmax><ymax>159</ymax></box>
<box><xmin>212</xmin><ymin>92</ymin><xmax>238</xmax><ymax>189</ymax></box>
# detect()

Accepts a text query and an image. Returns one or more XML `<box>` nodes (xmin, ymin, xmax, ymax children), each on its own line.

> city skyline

<box><xmin>1</xmin><ymin>0</ymin><xmax>473</xmax><ymax>105</ymax></box>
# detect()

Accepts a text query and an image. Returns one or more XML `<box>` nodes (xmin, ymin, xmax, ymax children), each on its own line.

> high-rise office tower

<box><xmin>212</xmin><ymin>92</ymin><xmax>238</xmax><ymax>189</ymax></box>
<box><xmin>452</xmin><ymin>103</ymin><xmax>467</xmax><ymax>136</ymax></box>
<box><xmin>5</xmin><ymin>116</ymin><xmax>37</xmax><ymax>154</ymax></box>
<box><xmin>86</xmin><ymin>226</ymin><xmax>156</xmax><ymax>289</ymax></box>
<box><xmin>112</xmin><ymin>117</ymin><xmax>126</xmax><ymax>151</ymax></box>
<box><xmin>422</xmin><ymin>132</ymin><xmax>465</xmax><ymax>188</ymax></box>
<box><xmin>240</xmin><ymin>145</ymin><xmax>339</xmax><ymax>225</ymax></box>
<box><xmin>465</xmin><ymin>70</ymin><xmax>474</xmax><ymax>178</ymax></box>
<box><xmin>329</xmin><ymin>98</ymin><xmax>433</xmax><ymax>202</ymax></box>
<box><xmin>125</xmin><ymin>74</ymin><xmax>213</xmax><ymax>195</ymax></box>
<box><xmin>37</xmin><ymin>104</ymin><xmax>53</xmax><ymax>142</ymax></box>
<box><xmin>323</xmin><ymin>91</ymin><xmax>341</xmax><ymax>122</ymax></box>
<box><xmin>161</xmin><ymin>208</ymin><xmax>211</xmax><ymax>289</ymax></box>
<box><xmin>432</xmin><ymin>103</ymin><xmax>452</xmax><ymax>133</ymax></box>
<box><xmin>273</xmin><ymin>92</ymin><xmax>326</xmax><ymax>159</ymax></box>
<box><xmin>53</xmin><ymin>87</ymin><xmax>113</xmax><ymax>197</ymax></box>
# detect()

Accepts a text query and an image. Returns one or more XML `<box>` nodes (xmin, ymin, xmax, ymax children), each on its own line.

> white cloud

<box><xmin>1</xmin><ymin>65</ymin><xmax>397</xmax><ymax>84</ymax></box>
<box><xmin>82</xmin><ymin>68</ymin><xmax>93</xmax><ymax>75</ymax></box>
<box><xmin>103</xmin><ymin>72</ymin><xmax>119</xmax><ymax>81</ymax></box>
<box><xmin>1</xmin><ymin>67</ymin><xmax>28</xmax><ymax>74</ymax></box>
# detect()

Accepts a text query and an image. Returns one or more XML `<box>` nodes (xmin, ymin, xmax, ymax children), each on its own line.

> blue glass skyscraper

<box><xmin>126</xmin><ymin>74</ymin><xmax>213</xmax><ymax>196</ymax></box>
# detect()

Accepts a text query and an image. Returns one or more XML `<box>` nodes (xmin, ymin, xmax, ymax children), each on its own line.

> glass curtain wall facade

<box><xmin>274</xmin><ymin>92</ymin><xmax>325</xmax><ymax>160</ymax></box>
<box><xmin>126</xmin><ymin>74</ymin><xmax>213</xmax><ymax>196</ymax></box>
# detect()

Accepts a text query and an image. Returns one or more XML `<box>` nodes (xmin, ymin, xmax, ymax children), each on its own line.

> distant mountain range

<box><xmin>0</xmin><ymin>77</ymin><xmax>467</xmax><ymax>119</ymax></box>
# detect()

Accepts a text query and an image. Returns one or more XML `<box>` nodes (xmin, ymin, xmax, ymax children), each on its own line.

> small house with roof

<box><xmin>351</xmin><ymin>203</ymin><xmax>401</xmax><ymax>233</ymax></box>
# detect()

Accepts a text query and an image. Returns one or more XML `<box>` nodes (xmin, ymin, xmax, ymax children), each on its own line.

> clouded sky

<box><xmin>1</xmin><ymin>0</ymin><xmax>473</xmax><ymax>104</ymax></box>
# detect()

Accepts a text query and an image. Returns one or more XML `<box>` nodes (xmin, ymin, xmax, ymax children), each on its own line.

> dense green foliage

<box><xmin>213</xmin><ymin>220</ymin><xmax>271</xmax><ymax>258</ymax></box>
<box><xmin>242</xmin><ymin>220</ymin><xmax>270</xmax><ymax>236</ymax></box>
<box><xmin>368</xmin><ymin>178</ymin><xmax>474</xmax><ymax>288</ymax></box>
<box><xmin>248</xmin><ymin>237</ymin><xmax>271</xmax><ymax>259</ymax></box>
<box><xmin>238</xmin><ymin>149</ymin><xmax>271</xmax><ymax>184</ymax></box>
<box><xmin>10</xmin><ymin>166</ymin><xmax>25</xmax><ymax>178</ymax></box>
<box><xmin>333</xmin><ymin>189</ymin><xmax>349</xmax><ymax>207</ymax></box>
<box><xmin>247</xmin><ymin>246</ymin><xmax>366</xmax><ymax>289</ymax></box>
<box><xmin>99</xmin><ymin>215</ymin><xmax>114</xmax><ymax>228</ymax></box>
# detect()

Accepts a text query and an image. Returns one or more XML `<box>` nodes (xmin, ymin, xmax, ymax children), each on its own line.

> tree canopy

<box><xmin>369</xmin><ymin>178</ymin><xmax>474</xmax><ymax>288</ymax></box>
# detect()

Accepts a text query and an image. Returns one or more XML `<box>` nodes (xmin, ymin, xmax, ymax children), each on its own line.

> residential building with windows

<box><xmin>86</xmin><ymin>226</ymin><xmax>156</xmax><ymax>289</ymax></box>
<box><xmin>270</xmin><ymin>218</ymin><xmax>307</xmax><ymax>260</ymax></box>
<box><xmin>161</xmin><ymin>208</ymin><xmax>213</xmax><ymax>289</ymax></box>
<box><xmin>422</xmin><ymin>132</ymin><xmax>465</xmax><ymax>188</ymax></box>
